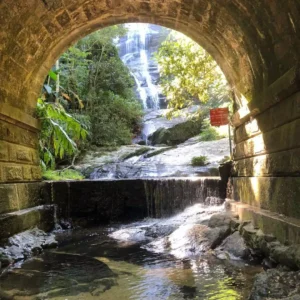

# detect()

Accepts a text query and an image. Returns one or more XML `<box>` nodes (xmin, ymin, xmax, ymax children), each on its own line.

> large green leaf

<box><xmin>48</xmin><ymin>70</ymin><xmax>58</xmax><ymax>81</ymax></box>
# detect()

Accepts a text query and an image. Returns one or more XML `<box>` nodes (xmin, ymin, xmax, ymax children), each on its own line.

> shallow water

<box><xmin>0</xmin><ymin>205</ymin><xmax>262</xmax><ymax>300</ymax></box>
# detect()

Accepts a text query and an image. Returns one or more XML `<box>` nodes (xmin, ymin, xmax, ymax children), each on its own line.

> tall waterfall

<box><xmin>118</xmin><ymin>24</ymin><xmax>170</xmax><ymax>110</ymax></box>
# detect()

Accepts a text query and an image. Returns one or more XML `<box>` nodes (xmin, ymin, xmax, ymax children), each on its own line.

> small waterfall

<box><xmin>118</xmin><ymin>24</ymin><xmax>168</xmax><ymax>110</ymax></box>
<box><xmin>143</xmin><ymin>178</ymin><xmax>226</xmax><ymax>218</ymax></box>
<box><xmin>48</xmin><ymin>178</ymin><xmax>226</xmax><ymax>224</ymax></box>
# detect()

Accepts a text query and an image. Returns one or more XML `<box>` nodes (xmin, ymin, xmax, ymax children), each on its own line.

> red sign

<box><xmin>210</xmin><ymin>108</ymin><xmax>229</xmax><ymax>126</ymax></box>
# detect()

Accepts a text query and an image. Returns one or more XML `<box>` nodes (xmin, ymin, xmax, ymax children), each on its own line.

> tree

<box><xmin>155</xmin><ymin>32</ymin><xmax>231</xmax><ymax>118</ymax></box>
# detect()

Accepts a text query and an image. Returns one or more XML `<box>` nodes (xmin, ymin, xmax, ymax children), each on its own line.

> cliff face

<box><xmin>118</xmin><ymin>24</ymin><xmax>170</xmax><ymax>110</ymax></box>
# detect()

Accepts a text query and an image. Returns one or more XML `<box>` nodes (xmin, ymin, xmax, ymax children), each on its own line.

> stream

<box><xmin>0</xmin><ymin>204</ymin><xmax>262</xmax><ymax>299</ymax></box>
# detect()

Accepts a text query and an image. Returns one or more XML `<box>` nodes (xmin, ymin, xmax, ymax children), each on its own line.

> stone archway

<box><xmin>1</xmin><ymin>0</ymin><xmax>300</xmax><ymax>234</ymax></box>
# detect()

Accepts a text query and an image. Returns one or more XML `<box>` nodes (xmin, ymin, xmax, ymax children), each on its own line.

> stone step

<box><xmin>226</xmin><ymin>199</ymin><xmax>300</xmax><ymax>245</ymax></box>
<box><xmin>0</xmin><ymin>205</ymin><xmax>55</xmax><ymax>241</ymax></box>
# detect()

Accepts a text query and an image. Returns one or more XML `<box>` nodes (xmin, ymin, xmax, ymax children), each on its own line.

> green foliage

<box><xmin>57</xmin><ymin>25</ymin><xmax>142</xmax><ymax>147</ymax></box>
<box><xmin>38</xmin><ymin>25</ymin><xmax>143</xmax><ymax>171</ymax></box>
<box><xmin>155</xmin><ymin>32</ymin><xmax>231</xmax><ymax>118</ymax></box>
<box><xmin>42</xmin><ymin>169</ymin><xmax>84</xmax><ymax>180</ymax></box>
<box><xmin>88</xmin><ymin>91</ymin><xmax>142</xmax><ymax>146</ymax></box>
<box><xmin>191</xmin><ymin>156</ymin><xmax>209</xmax><ymax>166</ymax></box>
<box><xmin>199</xmin><ymin>126</ymin><xmax>222</xmax><ymax>141</ymax></box>
<box><xmin>199</xmin><ymin>119</ymin><xmax>227</xmax><ymax>141</ymax></box>
<box><xmin>36</xmin><ymin>98</ymin><xmax>88</xmax><ymax>169</ymax></box>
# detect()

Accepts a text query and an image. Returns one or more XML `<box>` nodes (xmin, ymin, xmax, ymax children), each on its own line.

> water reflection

<box><xmin>0</xmin><ymin>207</ymin><xmax>261</xmax><ymax>299</ymax></box>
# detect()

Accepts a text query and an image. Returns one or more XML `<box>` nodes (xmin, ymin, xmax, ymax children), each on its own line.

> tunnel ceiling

<box><xmin>0</xmin><ymin>0</ymin><xmax>300</xmax><ymax>116</ymax></box>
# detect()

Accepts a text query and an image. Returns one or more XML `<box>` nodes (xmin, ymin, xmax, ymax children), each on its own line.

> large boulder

<box><xmin>249</xmin><ymin>269</ymin><xmax>300</xmax><ymax>300</ymax></box>
<box><xmin>216</xmin><ymin>231</ymin><xmax>250</xmax><ymax>259</ymax></box>
<box><xmin>148</xmin><ymin>118</ymin><xmax>203</xmax><ymax>146</ymax></box>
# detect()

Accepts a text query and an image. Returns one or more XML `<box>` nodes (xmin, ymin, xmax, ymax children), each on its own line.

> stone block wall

<box><xmin>0</xmin><ymin>0</ymin><xmax>300</xmax><ymax>240</ymax></box>
<box><xmin>0</xmin><ymin>178</ymin><xmax>226</xmax><ymax>240</ymax></box>
<box><xmin>0</xmin><ymin>0</ymin><xmax>300</xmax><ymax>185</ymax></box>
<box><xmin>231</xmin><ymin>65</ymin><xmax>300</xmax><ymax>220</ymax></box>
<box><xmin>0</xmin><ymin>104</ymin><xmax>41</xmax><ymax>182</ymax></box>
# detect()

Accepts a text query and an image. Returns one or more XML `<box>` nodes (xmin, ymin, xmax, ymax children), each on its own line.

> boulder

<box><xmin>270</xmin><ymin>244</ymin><xmax>300</xmax><ymax>270</ymax></box>
<box><xmin>249</xmin><ymin>269</ymin><xmax>300</xmax><ymax>300</ymax></box>
<box><xmin>208</xmin><ymin>213</ymin><xmax>232</xmax><ymax>228</ymax></box>
<box><xmin>216</xmin><ymin>231</ymin><xmax>250</xmax><ymax>259</ymax></box>
<box><xmin>148</xmin><ymin>118</ymin><xmax>203</xmax><ymax>146</ymax></box>
<box><xmin>0</xmin><ymin>228</ymin><xmax>58</xmax><ymax>266</ymax></box>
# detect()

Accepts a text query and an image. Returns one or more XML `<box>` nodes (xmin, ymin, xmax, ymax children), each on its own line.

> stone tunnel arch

<box><xmin>1</xmin><ymin>0</ymin><xmax>300</xmax><ymax>229</ymax></box>
<box><xmin>4</xmin><ymin>0</ymin><xmax>300</xmax><ymax>117</ymax></box>
<box><xmin>0</xmin><ymin>0</ymin><xmax>300</xmax><ymax>249</ymax></box>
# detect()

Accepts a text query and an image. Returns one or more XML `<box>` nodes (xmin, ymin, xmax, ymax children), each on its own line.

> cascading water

<box><xmin>118</xmin><ymin>24</ymin><xmax>169</xmax><ymax>110</ymax></box>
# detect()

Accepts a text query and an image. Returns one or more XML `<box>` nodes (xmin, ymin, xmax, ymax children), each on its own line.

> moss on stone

<box><xmin>148</xmin><ymin>118</ymin><xmax>203</xmax><ymax>146</ymax></box>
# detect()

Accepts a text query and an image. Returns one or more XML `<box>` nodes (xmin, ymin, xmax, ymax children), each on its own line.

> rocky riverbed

<box><xmin>76</xmin><ymin>138</ymin><xmax>229</xmax><ymax>179</ymax></box>
<box><xmin>2</xmin><ymin>203</ymin><xmax>300</xmax><ymax>299</ymax></box>
<box><xmin>75</xmin><ymin>108</ymin><xmax>230</xmax><ymax>179</ymax></box>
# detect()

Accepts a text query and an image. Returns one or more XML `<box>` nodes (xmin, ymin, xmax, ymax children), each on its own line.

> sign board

<box><xmin>210</xmin><ymin>108</ymin><xmax>229</xmax><ymax>126</ymax></box>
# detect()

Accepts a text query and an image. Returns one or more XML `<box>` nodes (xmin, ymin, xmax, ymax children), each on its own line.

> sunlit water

<box><xmin>0</xmin><ymin>204</ymin><xmax>262</xmax><ymax>299</ymax></box>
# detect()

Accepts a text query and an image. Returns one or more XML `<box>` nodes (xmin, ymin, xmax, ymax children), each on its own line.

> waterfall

<box><xmin>118</xmin><ymin>24</ymin><xmax>168</xmax><ymax>110</ymax></box>
<box><xmin>143</xmin><ymin>178</ymin><xmax>226</xmax><ymax>218</ymax></box>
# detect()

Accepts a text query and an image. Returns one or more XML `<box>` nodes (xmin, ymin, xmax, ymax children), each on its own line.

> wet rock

<box><xmin>168</xmin><ymin>223</ymin><xmax>230</xmax><ymax>258</ymax></box>
<box><xmin>239</xmin><ymin>223</ymin><xmax>258</xmax><ymax>248</ymax></box>
<box><xmin>262</xmin><ymin>258</ymin><xmax>277</xmax><ymax>270</ymax></box>
<box><xmin>249</xmin><ymin>269</ymin><xmax>300</xmax><ymax>300</ymax></box>
<box><xmin>208</xmin><ymin>213</ymin><xmax>232</xmax><ymax>228</ymax></box>
<box><xmin>59</xmin><ymin>219</ymin><xmax>72</xmax><ymax>230</ymax></box>
<box><xmin>230</xmin><ymin>217</ymin><xmax>240</xmax><ymax>232</ymax></box>
<box><xmin>270</xmin><ymin>244</ymin><xmax>300</xmax><ymax>270</ymax></box>
<box><xmin>0</xmin><ymin>253</ymin><xmax>13</xmax><ymax>268</ymax></box>
<box><xmin>144</xmin><ymin>224</ymin><xmax>177</xmax><ymax>238</ymax></box>
<box><xmin>216</xmin><ymin>231</ymin><xmax>250</xmax><ymax>259</ymax></box>
<box><xmin>42</xmin><ymin>235</ymin><xmax>58</xmax><ymax>249</ymax></box>
<box><xmin>0</xmin><ymin>228</ymin><xmax>58</xmax><ymax>265</ymax></box>
<box><xmin>6</xmin><ymin>245</ymin><xmax>25</xmax><ymax>261</ymax></box>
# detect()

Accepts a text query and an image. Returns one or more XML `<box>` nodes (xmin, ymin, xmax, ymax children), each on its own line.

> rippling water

<box><xmin>0</xmin><ymin>205</ymin><xmax>262</xmax><ymax>299</ymax></box>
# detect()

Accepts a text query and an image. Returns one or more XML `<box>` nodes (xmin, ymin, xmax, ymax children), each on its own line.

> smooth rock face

<box><xmin>249</xmin><ymin>269</ymin><xmax>300</xmax><ymax>300</ymax></box>
<box><xmin>83</xmin><ymin>137</ymin><xmax>229</xmax><ymax>179</ymax></box>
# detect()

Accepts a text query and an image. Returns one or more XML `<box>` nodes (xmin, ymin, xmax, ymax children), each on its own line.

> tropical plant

<box><xmin>38</xmin><ymin>24</ymin><xmax>142</xmax><ymax>171</ymax></box>
<box><xmin>36</xmin><ymin>98</ymin><xmax>88</xmax><ymax>169</ymax></box>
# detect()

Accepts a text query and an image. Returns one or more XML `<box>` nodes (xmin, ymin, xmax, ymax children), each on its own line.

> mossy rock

<box><xmin>148</xmin><ymin>118</ymin><xmax>203</xmax><ymax>146</ymax></box>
